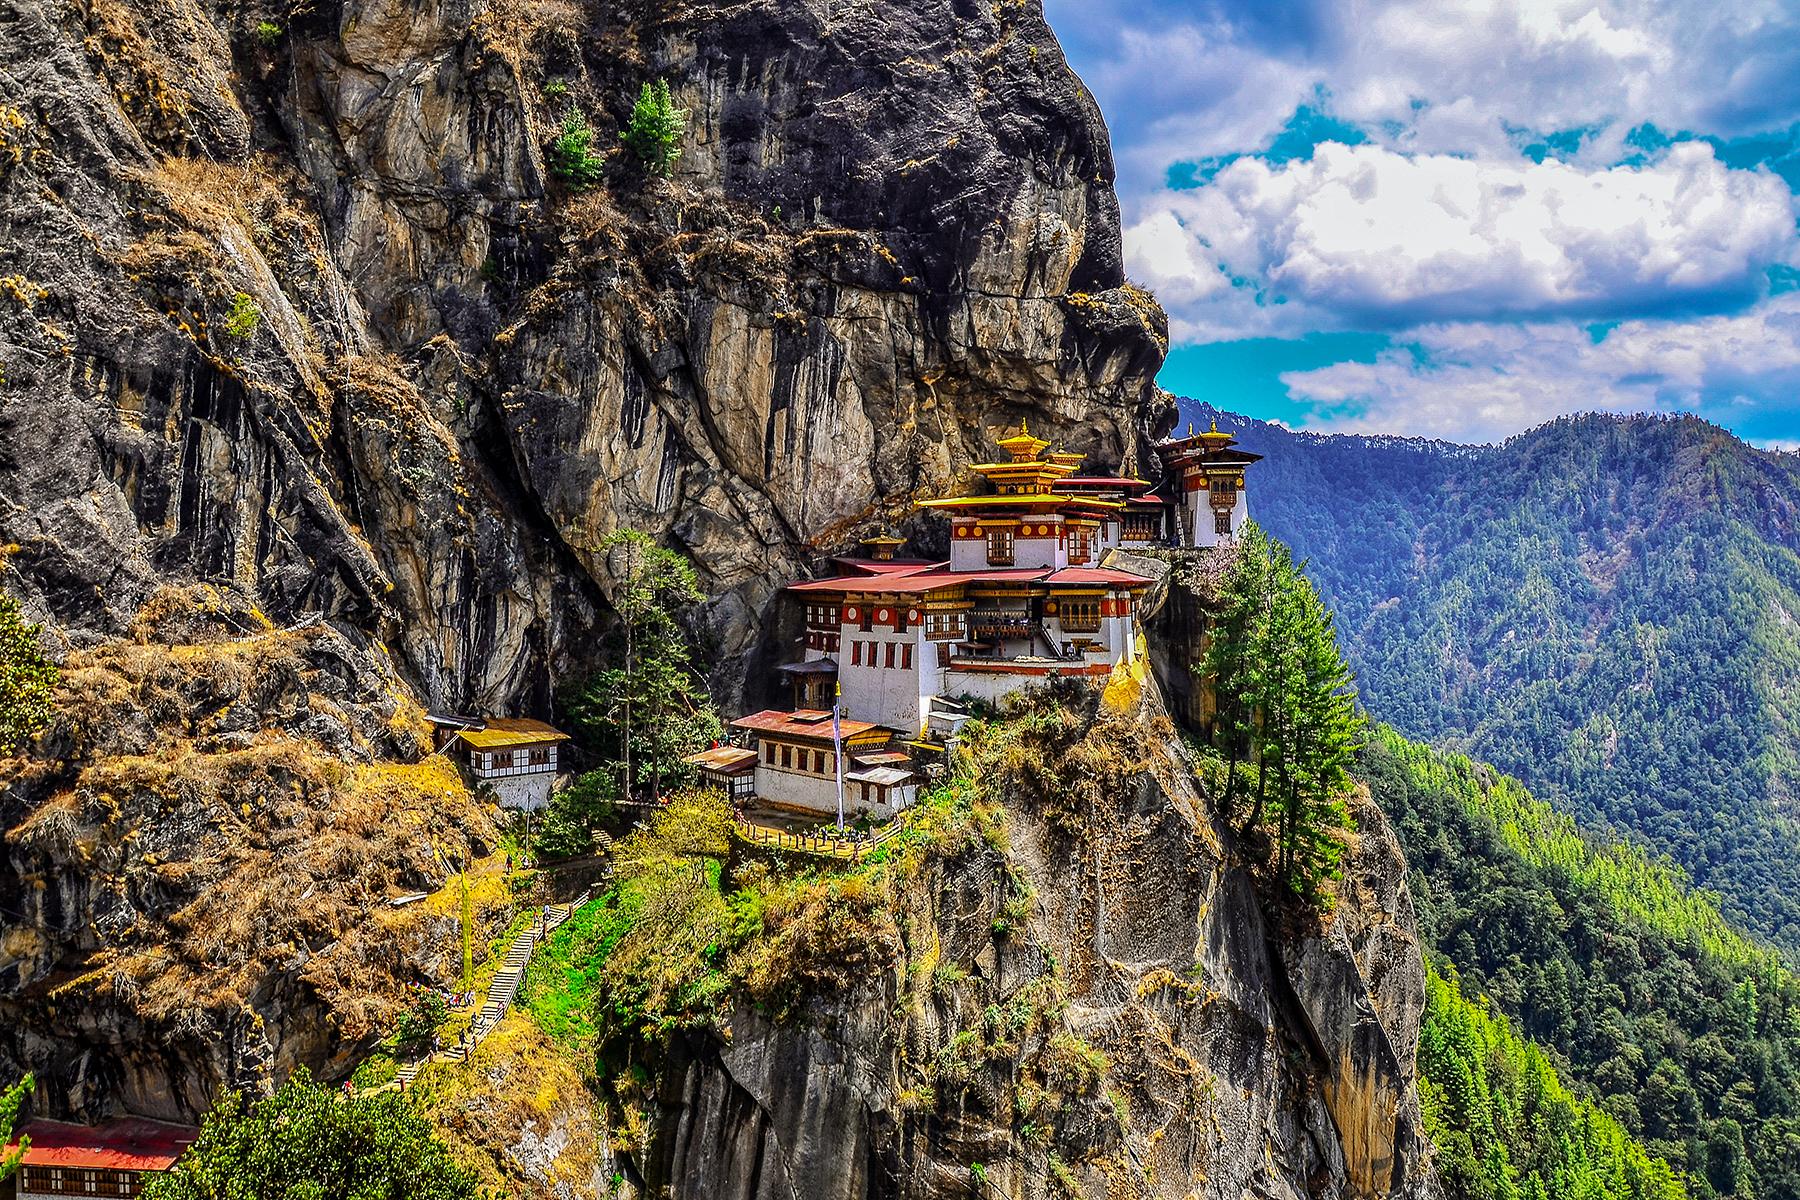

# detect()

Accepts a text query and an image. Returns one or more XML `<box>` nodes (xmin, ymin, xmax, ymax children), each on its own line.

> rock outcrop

<box><xmin>0</xmin><ymin>585</ymin><xmax>509</xmax><ymax>1121</ymax></box>
<box><xmin>0</xmin><ymin>0</ymin><xmax>1441</xmax><ymax>1195</ymax></box>
<box><xmin>0</xmin><ymin>0</ymin><xmax>1169</xmax><ymax>713</ymax></box>
<box><xmin>609</xmin><ymin>689</ymin><xmax>1438</xmax><ymax>1200</ymax></box>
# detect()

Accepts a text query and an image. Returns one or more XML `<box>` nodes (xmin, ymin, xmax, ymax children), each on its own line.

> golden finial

<box><xmin>1186</xmin><ymin>421</ymin><xmax>1194</xmax><ymax>437</ymax></box>
<box><xmin>1021</xmin><ymin>417</ymin><xmax>1030</xmax><ymax>436</ymax></box>
<box><xmin>1209</xmin><ymin>416</ymin><xmax>1218</xmax><ymax>434</ymax></box>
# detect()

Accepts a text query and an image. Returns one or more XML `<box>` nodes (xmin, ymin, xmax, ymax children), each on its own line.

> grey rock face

<box><xmin>612</xmin><ymin>691</ymin><xmax>1439</xmax><ymax>1200</ymax></box>
<box><xmin>0</xmin><ymin>0</ymin><xmax>1168</xmax><ymax>713</ymax></box>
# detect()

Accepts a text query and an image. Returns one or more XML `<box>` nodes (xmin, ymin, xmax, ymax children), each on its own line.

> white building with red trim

<box><xmin>710</xmin><ymin>421</ymin><xmax>1262</xmax><ymax>818</ymax></box>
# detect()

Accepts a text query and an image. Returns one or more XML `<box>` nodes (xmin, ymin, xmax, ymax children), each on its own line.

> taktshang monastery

<box><xmin>686</xmin><ymin>419</ymin><xmax>1261</xmax><ymax>820</ymax></box>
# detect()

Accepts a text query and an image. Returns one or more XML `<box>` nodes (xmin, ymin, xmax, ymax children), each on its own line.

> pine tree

<box><xmin>564</xmin><ymin>530</ymin><xmax>721</xmax><ymax>805</ymax></box>
<box><xmin>1199</xmin><ymin>524</ymin><xmax>1361</xmax><ymax>908</ymax></box>
<box><xmin>622</xmin><ymin>79</ymin><xmax>688</xmax><ymax>177</ymax></box>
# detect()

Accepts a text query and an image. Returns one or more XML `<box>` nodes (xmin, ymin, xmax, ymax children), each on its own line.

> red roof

<box><xmin>823</xmin><ymin>557</ymin><xmax>942</xmax><ymax>577</ymax></box>
<box><xmin>1053</xmin><ymin>477</ymin><xmax>1153</xmax><ymax>490</ymax></box>
<box><xmin>1044</xmin><ymin>567</ymin><xmax>1155</xmax><ymax>586</ymax></box>
<box><xmin>730</xmin><ymin>709</ymin><xmax>887</xmax><ymax>742</ymax></box>
<box><xmin>8</xmin><ymin>1118</ymin><xmax>199</xmax><ymax>1172</ymax></box>
<box><xmin>789</xmin><ymin>567</ymin><xmax>1051</xmax><ymax>594</ymax></box>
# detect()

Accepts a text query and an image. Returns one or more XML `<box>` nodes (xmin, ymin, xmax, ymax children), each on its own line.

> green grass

<box><xmin>518</xmin><ymin>890</ymin><xmax>640</xmax><ymax>1047</ymax></box>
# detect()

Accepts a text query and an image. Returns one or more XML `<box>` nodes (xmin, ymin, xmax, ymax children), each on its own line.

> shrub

<box><xmin>252</xmin><ymin>20</ymin><xmax>282</xmax><ymax>46</ymax></box>
<box><xmin>1039</xmin><ymin>1032</ymin><xmax>1108</xmax><ymax>1095</ymax></box>
<box><xmin>221</xmin><ymin>292</ymin><xmax>260</xmax><ymax>339</ymax></box>
<box><xmin>392</xmin><ymin>989</ymin><xmax>447</xmax><ymax>1057</ymax></box>
<box><xmin>548</xmin><ymin>112</ymin><xmax>605</xmax><ymax>189</ymax></box>
<box><xmin>621</xmin><ymin>79</ymin><xmax>687</xmax><ymax>177</ymax></box>
<box><xmin>0</xmin><ymin>593</ymin><xmax>56</xmax><ymax>754</ymax></box>
<box><xmin>535</xmin><ymin>770</ymin><xmax>618</xmax><ymax>859</ymax></box>
<box><xmin>1</xmin><ymin>1075</ymin><xmax>32</xmax><ymax>1181</ymax></box>
<box><xmin>141</xmin><ymin>1072</ymin><xmax>478</xmax><ymax>1200</ymax></box>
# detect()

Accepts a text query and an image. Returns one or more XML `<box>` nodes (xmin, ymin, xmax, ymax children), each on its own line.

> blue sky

<box><xmin>1044</xmin><ymin>0</ymin><xmax>1800</xmax><ymax>447</ymax></box>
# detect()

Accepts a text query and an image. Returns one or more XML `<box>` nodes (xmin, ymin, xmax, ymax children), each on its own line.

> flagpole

<box><xmin>833</xmin><ymin>681</ymin><xmax>846</xmax><ymax>833</ymax></box>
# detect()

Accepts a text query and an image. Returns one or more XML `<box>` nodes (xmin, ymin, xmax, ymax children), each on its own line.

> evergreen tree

<box><xmin>0</xmin><ymin>592</ymin><xmax>56</xmax><ymax>754</ymax></box>
<box><xmin>1199</xmin><ymin>524</ymin><xmax>1362</xmax><ymax>907</ymax></box>
<box><xmin>621</xmin><ymin>79</ymin><xmax>687</xmax><ymax>177</ymax></box>
<box><xmin>563</xmin><ymin>530</ymin><xmax>721</xmax><ymax>805</ymax></box>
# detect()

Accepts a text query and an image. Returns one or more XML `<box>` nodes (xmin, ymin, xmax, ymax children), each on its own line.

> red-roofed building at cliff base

<box><xmin>3</xmin><ymin>1117</ymin><xmax>197</xmax><ymax>1199</ymax></box>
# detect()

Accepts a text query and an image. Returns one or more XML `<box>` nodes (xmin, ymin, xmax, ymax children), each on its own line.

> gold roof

<box><xmin>454</xmin><ymin>718</ymin><xmax>570</xmax><ymax>749</ymax></box>
<box><xmin>994</xmin><ymin>419</ymin><xmax>1051</xmax><ymax>462</ymax></box>
<box><xmin>1198</xmin><ymin>416</ymin><xmax>1234</xmax><ymax>447</ymax></box>
<box><xmin>918</xmin><ymin>494</ymin><xmax>1124</xmax><ymax>511</ymax></box>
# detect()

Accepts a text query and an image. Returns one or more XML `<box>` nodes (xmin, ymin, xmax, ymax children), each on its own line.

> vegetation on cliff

<box><xmin>141</xmin><ymin>1073</ymin><xmax>478</xmax><ymax>1200</ymax></box>
<box><xmin>519</xmin><ymin>691</ymin><xmax>1250</xmax><ymax>1192</ymax></box>
<box><xmin>1197</xmin><ymin>524</ymin><xmax>1363</xmax><ymax>909</ymax></box>
<box><xmin>0</xmin><ymin>1074</ymin><xmax>29</xmax><ymax>1180</ymax></box>
<box><xmin>0</xmin><ymin>592</ymin><xmax>56</xmax><ymax>754</ymax></box>
<box><xmin>1367</xmin><ymin>728</ymin><xmax>1800</xmax><ymax>1199</ymax></box>
<box><xmin>545</xmin><ymin>532</ymin><xmax>721</xmax><ymax>857</ymax></box>
<box><xmin>0</xmin><ymin>587</ymin><xmax>506</xmax><ymax>1115</ymax></box>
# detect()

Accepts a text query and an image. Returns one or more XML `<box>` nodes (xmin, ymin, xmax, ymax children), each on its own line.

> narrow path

<box><xmin>385</xmin><ymin>887</ymin><xmax>596</xmax><ymax>1090</ymax></box>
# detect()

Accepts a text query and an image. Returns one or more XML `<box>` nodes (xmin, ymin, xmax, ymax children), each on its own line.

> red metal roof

<box><xmin>730</xmin><ymin>709</ymin><xmax>887</xmax><ymax>741</ymax></box>
<box><xmin>788</xmin><ymin>567</ymin><xmax>1052</xmax><ymax>594</ymax></box>
<box><xmin>8</xmin><ymin>1118</ymin><xmax>198</xmax><ymax>1173</ymax></box>
<box><xmin>1052</xmin><ymin>477</ymin><xmax>1153</xmax><ymax>490</ymax></box>
<box><xmin>823</xmin><ymin>557</ymin><xmax>943</xmax><ymax>577</ymax></box>
<box><xmin>1044</xmin><ymin>567</ymin><xmax>1155</xmax><ymax>586</ymax></box>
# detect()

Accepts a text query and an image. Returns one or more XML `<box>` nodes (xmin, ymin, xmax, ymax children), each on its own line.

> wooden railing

<box><xmin>732</xmin><ymin>815</ymin><xmax>908</xmax><ymax>862</ymax></box>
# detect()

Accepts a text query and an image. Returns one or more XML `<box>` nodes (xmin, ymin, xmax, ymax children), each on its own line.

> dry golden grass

<box><xmin>414</xmin><ymin>1011</ymin><xmax>609</xmax><ymax>1199</ymax></box>
<box><xmin>2</xmin><ymin>586</ymin><xmax>501</xmax><ymax>1046</ymax></box>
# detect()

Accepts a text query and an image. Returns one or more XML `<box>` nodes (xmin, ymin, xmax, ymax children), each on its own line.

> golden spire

<box><xmin>1209</xmin><ymin>416</ymin><xmax>1218</xmax><ymax>433</ymax></box>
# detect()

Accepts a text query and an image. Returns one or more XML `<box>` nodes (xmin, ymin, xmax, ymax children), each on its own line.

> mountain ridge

<box><xmin>1177</xmin><ymin>395</ymin><xmax>1800</xmax><ymax>949</ymax></box>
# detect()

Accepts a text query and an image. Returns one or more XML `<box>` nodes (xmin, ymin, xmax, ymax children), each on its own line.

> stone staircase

<box><xmin>389</xmin><ymin>888</ymin><xmax>593</xmax><ymax>1089</ymax></box>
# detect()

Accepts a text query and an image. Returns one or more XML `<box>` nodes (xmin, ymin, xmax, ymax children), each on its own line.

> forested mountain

<box><xmin>1365</xmin><ymin>728</ymin><xmax>1800</xmax><ymax>1200</ymax></box>
<box><xmin>1185</xmin><ymin>400</ymin><xmax>1800</xmax><ymax>950</ymax></box>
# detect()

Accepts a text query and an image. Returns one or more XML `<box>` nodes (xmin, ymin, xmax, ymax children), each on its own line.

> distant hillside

<box><xmin>1364</xmin><ymin>727</ymin><xmax>1799</xmax><ymax>1200</ymax></box>
<box><xmin>1178</xmin><ymin>398</ymin><xmax>1800</xmax><ymax>949</ymax></box>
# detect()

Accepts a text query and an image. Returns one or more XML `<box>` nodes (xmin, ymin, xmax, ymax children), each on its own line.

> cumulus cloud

<box><xmin>1125</xmin><ymin>141</ymin><xmax>1797</xmax><ymax>338</ymax></box>
<box><xmin>1278</xmin><ymin>295</ymin><xmax>1800</xmax><ymax>443</ymax></box>
<box><xmin>1049</xmin><ymin>0</ymin><xmax>1800</xmax><ymax>191</ymax></box>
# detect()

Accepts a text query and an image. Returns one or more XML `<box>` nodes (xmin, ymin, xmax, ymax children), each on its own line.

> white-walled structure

<box><xmin>1155</xmin><ymin>418</ymin><xmax>1262</xmax><ymax>548</ymax></box>
<box><xmin>436</xmin><ymin>716</ymin><xmax>570</xmax><ymax>811</ymax></box>
<box><xmin>725</xmin><ymin>419</ymin><xmax>1259</xmax><ymax>819</ymax></box>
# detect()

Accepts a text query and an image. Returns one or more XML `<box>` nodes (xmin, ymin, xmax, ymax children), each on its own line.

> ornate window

<box><xmin>1214</xmin><ymin>511</ymin><xmax>1232</xmax><ymax>536</ymax></box>
<box><xmin>1068</xmin><ymin>526</ymin><xmax>1092</xmax><ymax>563</ymax></box>
<box><xmin>986</xmin><ymin>527</ymin><xmax>1014</xmax><ymax>564</ymax></box>
<box><xmin>1059</xmin><ymin>599</ymin><xmax>1102</xmax><ymax>632</ymax></box>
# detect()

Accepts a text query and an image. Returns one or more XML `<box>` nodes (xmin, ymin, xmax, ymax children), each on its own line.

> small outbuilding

<box><xmin>683</xmin><ymin>744</ymin><xmax>758</xmax><ymax>800</ymax></box>
<box><xmin>3</xmin><ymin>1117</ymin><xmax>198</xmax><ymax>1199</ymax></box>
<box><xmin>428</xmin><ymin>714</ymin><xmax>571</xmax><ymax>811</ymax></box>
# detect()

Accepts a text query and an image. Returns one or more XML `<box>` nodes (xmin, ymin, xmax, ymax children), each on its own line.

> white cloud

<box><xmin>1124</xmin><ymin>141</ymin><xmax>1797</xmax><ymax>339</ymax></box>
<box><xmin>1050</xmin><ymin>0</ymin><xmax>1800</xmax><ymax>194</ymax></box>
<box><xmin>1277</xmin><ymin>294</ymin><xmax>1800</xmax><ymax>442</ymax></box>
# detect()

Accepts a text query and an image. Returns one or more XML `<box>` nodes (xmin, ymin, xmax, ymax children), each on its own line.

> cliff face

<box><xmin>615</xmin><ymin>692</ymin><xmax>1438</xmax><ymax>1200</ymax></box>
<box><xmin>0</xmin><ymin>0</ymin><xmax>1439</xmax><ymax>1194</ymax></box>
<box><xmin>0</xmin><ymin>0</ymin><xmax>1169</xmax><ymax>712</ymax></box>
